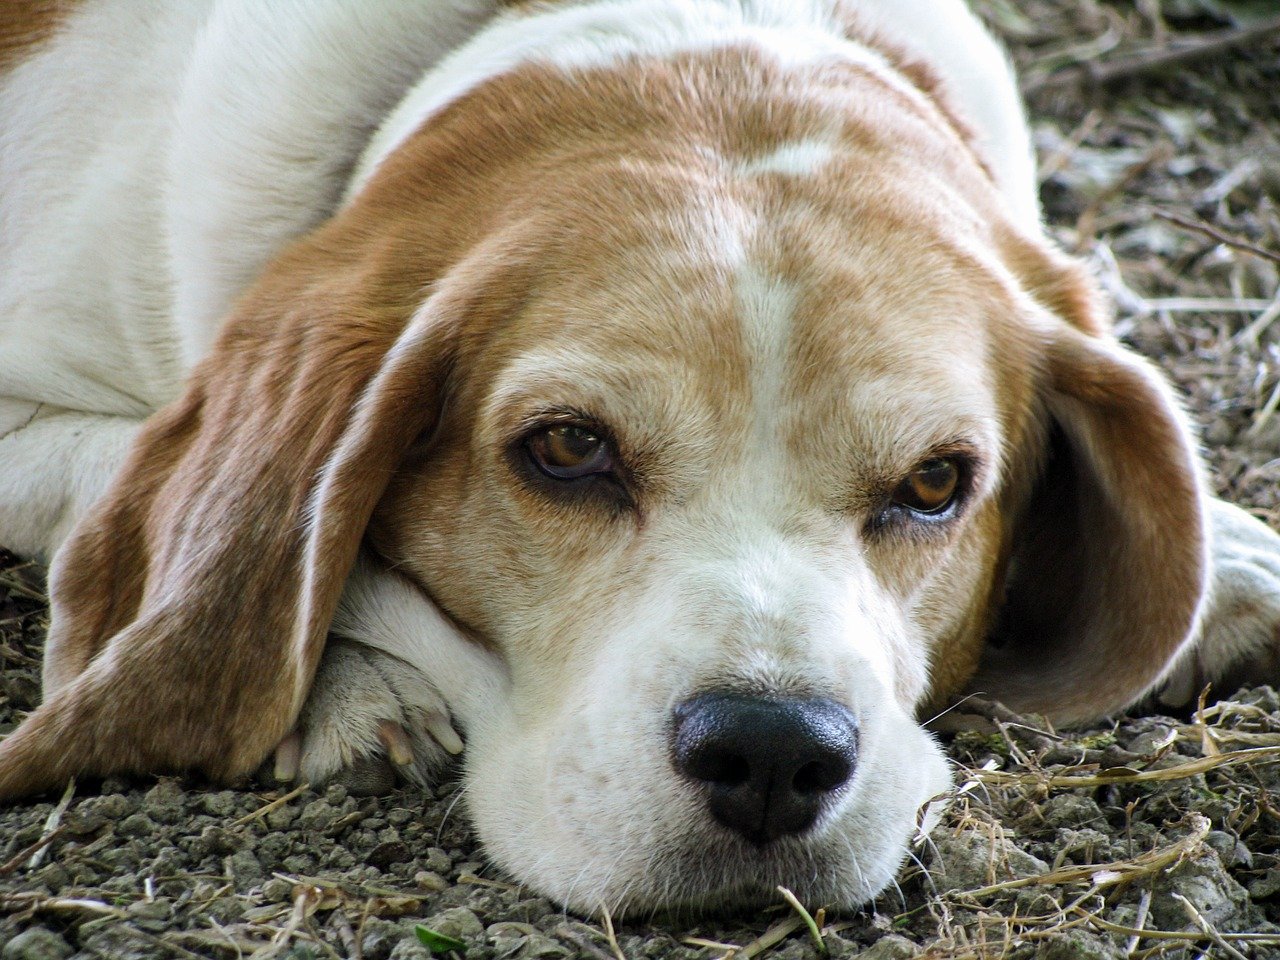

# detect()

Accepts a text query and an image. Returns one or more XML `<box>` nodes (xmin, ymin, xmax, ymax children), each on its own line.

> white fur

<box><xmin>731</xmin><ymin>138</ymin><xmax>838</xmax><ymax>177</ymax></box>
<box><xmin>7</xmin><ymin>0</ymin><xmax>1239</xmax><ymax>918</ymax></box>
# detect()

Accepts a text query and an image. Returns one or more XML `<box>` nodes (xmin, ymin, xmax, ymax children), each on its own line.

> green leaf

<box><xmin>415</xmin><ymin>925</ymin><xmax>467</xmax><ymax>955</ymax></box>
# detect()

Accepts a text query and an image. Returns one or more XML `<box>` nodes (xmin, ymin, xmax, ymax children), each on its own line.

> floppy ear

<box><xmin>972</xmin><ymin>247</ymin><xmax>1210</xmax><ymax>726</ymax></box>
<box><xmin>0</xmin><ymin>242</ymin><xmax>514</xmax><ymax>798</ymax></box>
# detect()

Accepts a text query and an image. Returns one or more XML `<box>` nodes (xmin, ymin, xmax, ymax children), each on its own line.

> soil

<box><xmin>3</xmin><ymin>0</ymin><xmax>1280</xmax><ymax>957</ymax></box>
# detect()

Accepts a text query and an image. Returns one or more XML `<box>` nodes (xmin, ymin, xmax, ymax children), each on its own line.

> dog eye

<box><xmin>527</xmin><ymin>425</ymin><xmax>614</xmax><ymax>480</ymax></box>
<box><xmin>892</xmin><ymin>458</ymin><xmax>959</xmax><ymax>515</ymax></box>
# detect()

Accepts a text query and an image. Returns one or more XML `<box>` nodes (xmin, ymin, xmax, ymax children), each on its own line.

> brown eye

<box><xmin>527</xmin><ymin>425</ymin><xmax>613</xmax><ymax>480</ymax></box>
<box><xmin>893</xmin><ymin>458</ymin><xmax>959</xmax><ymax>515</ymax></box>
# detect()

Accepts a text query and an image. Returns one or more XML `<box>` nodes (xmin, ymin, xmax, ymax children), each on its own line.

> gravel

<box><xmin>4</xmin><ymin>0</ymin><xmax>1280</xmax><ymax>957</ymax></box>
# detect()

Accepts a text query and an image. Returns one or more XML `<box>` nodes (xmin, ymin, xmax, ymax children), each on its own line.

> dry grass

<box><xmin>3</xmin><ymin>0</ymin><xmax>1280</xmax><ymax>957</ymax></box>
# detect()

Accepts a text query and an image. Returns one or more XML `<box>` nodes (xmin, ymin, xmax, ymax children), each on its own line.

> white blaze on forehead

<box><xmin>735</xmin><ymin>265</ymin><xmax>798</xmax><ymax>449</ymax></box>
<box><xmin>730</xmin><ymin>138</ymin><xmax>838</xmax><ymax>178</ymax></box>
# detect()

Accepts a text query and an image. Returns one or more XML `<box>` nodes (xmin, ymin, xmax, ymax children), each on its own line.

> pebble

<box><xmin>422</xmin><ymin>906</ymin><xmax>486</xmax><ymax>943</ymax></box>
<box><xmin>510</xmin><ymin>932</ymin><xmax>571</xmax><ymax>958</ymax></box>
<box><xmin>851</xmin><ymin>934</ymin><xmax>917</xmax><ymax>959</ymax></box>
<box><xmin>388</xmin><ymin>939</ymin><xmax>433</xmax><ymax>960</ymax></box>
<box><xmin>298</xmin><ymin>798</ymin><xmax>341</xmax><ymax>831</ymax></box>
<box><xmin>261</xmin><ymin>877</ymin><xmax>294</xmax><ymax>901</ymax></box>
<box><xmin>127</xmin><ymin>898</ymin><xmax>174</xmax><ymax>931</ymax></box>
<box><xmin>1035</xmin><ymin>931</ymin><xmax>1124</xmax><ymax>960</ymax></box>
<box><xmin>413</xmin><ymin>870</ymin><xmax>449</xmax><ymax>892</ymax></box>
<box><xmin>1039</xmin><ymin>793</ymin><xmax>1104</xmax><ymax>829</ymax></box>
<box><xmin>117</xmin><ymin>812</ymin><xmax>157</xmax><ymax>837</ymax></box>
<box><xmin>423</xmin><ymin>846</ymin><xmax>453</xmax><ymax>874</ymax></box>
<box><xmin>225</xmin><ymin>848</ymin><xmax>265</xmax><ymax>888</ymax></box>
<box><xmin>265</xmin><ymin>801</ymin><xmax>300</xmax><ymax>829</ymax></box>
<box><xmin>1150</xmin><ymin>851</ymin><xmax>1252</xmax><ymax>929</ymax></box>
<box><xmin>1</xmin><ymin>928</ymin><xmax>73</xmax><ymax>960</ymax></box>
<box><xmin>198</xmin><ymin>790</ymin><xmax>242</xmax><ymax>817</ymax></box>
<box><xmin>929</xmin><ymin>829</ymin><xmax>1048</xmax><ymax>892</ymax></box>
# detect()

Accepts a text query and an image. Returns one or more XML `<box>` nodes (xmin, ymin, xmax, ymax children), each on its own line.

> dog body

<box><xmin>2</xmin><ymin>0</ymin><xmax>1279</xmax><ymax>913</ymax></box>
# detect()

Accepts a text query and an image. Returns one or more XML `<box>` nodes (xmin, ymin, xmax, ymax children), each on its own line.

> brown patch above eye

<box><xmin>892</xmin><ymin>458</ymin><xmax>959</xmax><ymax>514</ymax></box>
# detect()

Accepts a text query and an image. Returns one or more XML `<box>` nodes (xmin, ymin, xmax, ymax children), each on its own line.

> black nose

<box><xmin>672</xmin><ymin>692</ymin><xmax>859</xmax><ymax>844</ymax></box>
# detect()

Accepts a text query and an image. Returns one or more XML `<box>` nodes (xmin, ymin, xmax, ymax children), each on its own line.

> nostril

<box><xmin>792</xmin><ymin>758</ymin><xmax>849</xmax><ymax>793</ymax></box>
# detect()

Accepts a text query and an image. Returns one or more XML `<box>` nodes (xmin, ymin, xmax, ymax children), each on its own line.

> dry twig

<box><xmin>1025</xmin><ymin>15</ymin><xmax>1280</xmax><ymax>95</ymax></box>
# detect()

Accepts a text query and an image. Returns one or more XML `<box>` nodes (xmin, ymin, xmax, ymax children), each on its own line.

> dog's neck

<box><xmin>347</xmin><ymin>0</ymin><xmax>1039</xmax><ymax>228</ymax></box>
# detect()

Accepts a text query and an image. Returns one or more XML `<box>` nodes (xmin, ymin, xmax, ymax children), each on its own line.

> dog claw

<box><xmin>274</xmin><ymin>731</ymin><xmax>302</xmax><ymax>782</ymax></box>
<box><xmin>425</xmin><ymin>713</ymin><xmax>464</xmax><ymax>755</ymax></box>
<box><xmin>377</xmin><ymin>719</ymin><xmax>416</xmax><ymax>766</ymax></box>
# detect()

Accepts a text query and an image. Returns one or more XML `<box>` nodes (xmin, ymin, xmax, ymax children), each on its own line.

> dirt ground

<box><xmin>3</xmin><ymin>1</ymin><xmax>1280</xmax><ymax>958</ymax></box>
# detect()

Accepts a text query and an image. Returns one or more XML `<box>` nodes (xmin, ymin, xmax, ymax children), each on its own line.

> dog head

<box><xmin>0</xmin><ymin>26</ymin><xmax>1206</xmax><ymax>913</ymax></box>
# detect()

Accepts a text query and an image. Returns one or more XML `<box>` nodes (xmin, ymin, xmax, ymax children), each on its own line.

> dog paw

<box><xmin>1158</xmin><ymin>498</ymin><xmax>1280</xmax><ymax>707</ymax></box>
<box><xmin>272</xmin><ymin>638</ymin><xmax>464</xmax><ymax>794</ymax></box>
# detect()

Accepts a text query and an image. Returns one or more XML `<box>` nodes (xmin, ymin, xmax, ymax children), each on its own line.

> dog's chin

<box><xmin>591</xmin><ymin>832</ymin><xmax>910</xmax><ymax>918</ymax></box>
<box><xmin>465</xmin><ymin>726</ymin><xmax>953</xmax><ymax>917</ymax></box>
<box><xmin>478</xmin><ymin>810</ymin><xmax>925</xmax><ymax>918</ymax></box>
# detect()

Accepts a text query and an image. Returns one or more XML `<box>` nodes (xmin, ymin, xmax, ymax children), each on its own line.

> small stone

<box><xmin>281</xmin><ymin>854</ymin><xmax>315</xmax><ymax>874</ymax></box>
<box><xmin>929</xmin><ymin>829</ymin><xmax>1048</xmax><ymax>892</ymax></box>
<box><xmin>852</xmin><ymin>935</ymin><xmax>917</xmax><ymax>960</ymax></box>
<box><xmin>388</xmin><ymin>940</ymin><xmax>432</xmax><ymax>960</ymax></box>
<box><xmin>195</xmin><ymin>824</ymin><xmax>240</xmax><ymax>856</ymax></box>
<box><xmin>298</xmin><ymin>799</ymin><xmax>339</xmax><ymax>831</ymax></box>
<box><xmin>1249</xmin><ymin>868</ymin><xmax>1280</xmax><ymax>899</ymax></box>
<box><xmin>422</xmin><ymin>906</ymin><xmax>485</xmax><ymax>943</ymax></box>
<box><xmin>368</xmin><ymin>839</ymin><xmax>411</xmax><ymax>869</ymax></box>
<box><xmin>117</xmin><ymin>812</ymin><xmax>157</xmax><ymax>838</ymax></box>
<box><xmin>265</xmin><ymin>802</ymin><xmax>300</xmax><ymax>830</ymax></box>
<box><xmin>358</xmin><ymin>918</ymin><xmax>406</xmax><ymax>960</ymax></box>
<box><xmin>31</xmin><ymin>863</ymin><xmax>68</xmax><ymax>889</ymax></box>
<box><xmin>143</xmin><ymin>779</ymin><xmax>187</xmax><ymax>824</ymax></box>
<box><xmin>261</xmin><ymin>877</ymin><xmax>294</xmax><ymax>901</ymax></box>
<box><xmin>199</xmin><ymin>791</ymin><xmax>241</xmax><ymax>817</ymax></box>
<box><xmin>206</xmin><ymin>896</ymin><xmax>247</xmax><ymax>923</ymax></box>
<box><xmin>1040</xmin><ymin>794</ymin><xmax>1104</xmax><ymax>829</ymax></box>
<box><xmin>325</xmin><ymin>783</ymin><xmax>349</xmax><ymax>805</ymax></box>
<box><xmin>423</xmin><ymin>847</ymin><xmax>453</xmax><ymax>874</ymax></box>
<box><xmin>509</xmin><ymin>897</ymin><xmax>555</xmax><ymax>923</ymax></box>
<box><xmin>1035</xmin><ymin>930</ymin><xmax>1124</xmax><ymax>959</ymax></box>
<box><xmin>1206</xmin><ymin>830</ymin><xmax>1252</xmax><ymax>868</ymax></box>
<box><xmin>512</xmin><ymin>933</ymin><xmax>571</xmax><ymax>959</ymax></box>
<box><xmin>1203</xmin><ymin>417</ymin><xmax>1235</xmax><ymax>446</ymax></box>
<box><xmin>488</xmin><ymin>922</ymin><xmax>541</xmax><ymax>940</ymax></box>
<box><xmin>1150</xmin><ymin>851</ymin><xmax>1250</xmax><ymax>929</ymax></box>
<box><xmin>226</xmin><ymin>849</ymin><xmax>265</xmax><ymax>887</ymax></box>
<box><xmin>126</xmin><ymin>898</ymin><xmax>174</xmax><ymax>931</ymax></box>
<box><xmin>1122</xmin><ymin>722</ymin><xmax>1176</xmax><ymax>756</ymax></box>
<box><xmin>387</xmin><ymin>807</ymin><xmax>414</xmax><ymax>826</ymax></box>
<box><xmin>1</xmin><ymin>927</ymin><xmax>73</xmax><ymax>960</ymax></box>
<box><xmin>326</xmin><ymin>849</ymin><xmax>357</xmax><ymax>870</ymax></box>
<box><xmin>413</xmin><ymin>870</ymin><xmax>449</xmax><ymax>892</ymax></box>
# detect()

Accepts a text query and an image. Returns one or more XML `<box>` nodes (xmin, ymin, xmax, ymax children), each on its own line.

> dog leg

<box><xmin>277</xmin><ymin>638</ymin><xmax>463</xmax><ymax>794</ymax></box>
<box><xmin>0</xmin><ymin>400</ymin><xmax>140</xmax><ymax>562</ymax></box>
<box><xmin>274</xmin><ymin>552</ymin><xmax>507</xmax><ymax>793</ymax></box>
<box><xmin>1157</xmin><ymin>497</ymin><xmax>1280</xmax><ymax>707</ymax></box>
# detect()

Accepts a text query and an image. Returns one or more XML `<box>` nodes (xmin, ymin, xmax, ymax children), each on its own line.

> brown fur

<box><xmin>0</xmin><ymin>40</ymin><xmax>1208</xmax><ymax>795</ymax></box>
<box><xmin>0</xmin><ymin>1</ymin><xmax>73</xmax><ymax>74</ymax></box>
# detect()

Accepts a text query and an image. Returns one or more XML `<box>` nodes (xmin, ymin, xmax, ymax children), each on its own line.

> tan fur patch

<box><xmin>0</xmin><ymin>1</ymin><xmax>74</xmax><ymax>74</ymax></box>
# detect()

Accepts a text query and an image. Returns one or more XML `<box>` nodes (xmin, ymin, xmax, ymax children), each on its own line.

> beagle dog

<box><xmin>2</xmin><ymin>0</ymin><xmax>1279</xmax><ymax>914</ymax></box>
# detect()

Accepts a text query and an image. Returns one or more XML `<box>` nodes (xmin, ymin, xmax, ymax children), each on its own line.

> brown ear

<box><xmin>0</xmin><ymin>241</ymin><xmax>513</xmax><ymax>798</ymax></box>
<box><xmin>972</xmin><ymin>253</ymin><xmax>1209</xmax><ymax>725</ymax></box>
